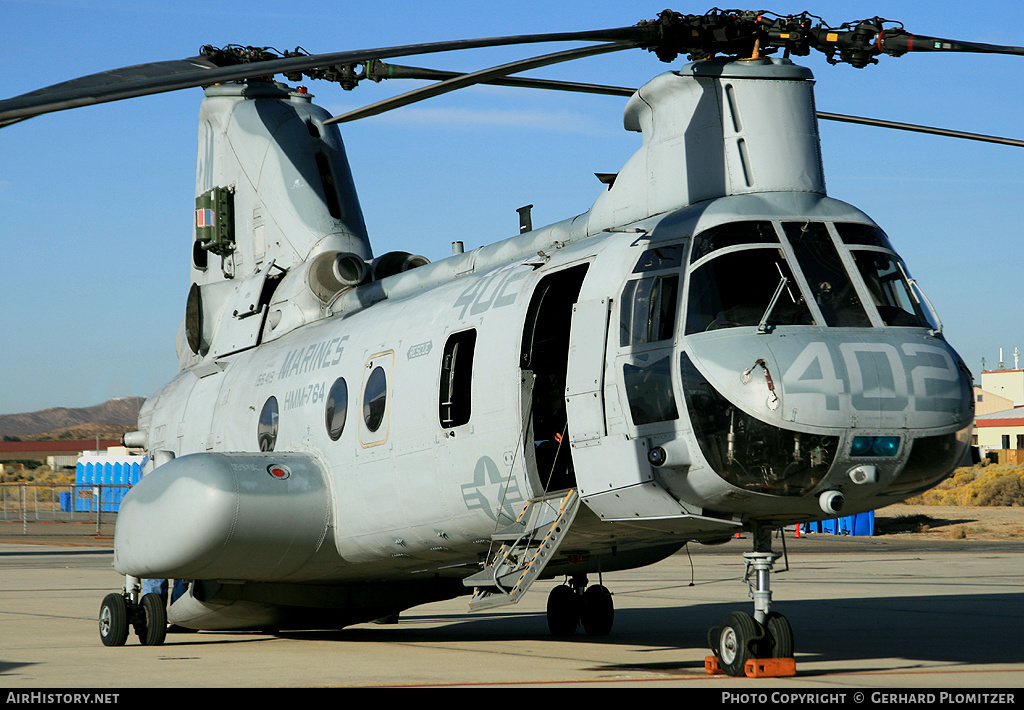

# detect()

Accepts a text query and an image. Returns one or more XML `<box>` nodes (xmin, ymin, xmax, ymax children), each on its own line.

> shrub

<box><xmin>908</xmin><ymin>465</ymin><xmax>1024</xmax><ymax>506</ymax></box>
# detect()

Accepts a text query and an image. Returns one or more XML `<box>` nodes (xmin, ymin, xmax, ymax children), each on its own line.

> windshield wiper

<box><xmin>761</xmin><ymin>274</ymin><xmax>790</xmax><ymax>336</ymax></box>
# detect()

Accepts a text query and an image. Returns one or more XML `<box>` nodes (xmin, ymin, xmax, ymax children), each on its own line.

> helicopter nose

<box><xmin>681</xmin><ymin>331</ymin><xmax>973</xmax><ymax>503</ymax></box>
<box><xmin>686</xmin><ymin>331</ymin><xmax>972</xmax><ymax>436</ymax></box>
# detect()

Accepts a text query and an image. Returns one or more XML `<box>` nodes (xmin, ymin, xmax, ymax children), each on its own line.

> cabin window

<box><xmin>363</xmin><ymin>366</ymin><xmax>387</xmax><ymax>432</ymax></box>
<box><xmin>258</xmin><ymin>396</ymin><xmax>279</xmax><ymax>452</ymax></box>
<box><xmin>622</xmin><ymin>354</ymin><xmax>678</xmax><ymax>426</ymax></box>
<box><xmin>439</xmin><ymin>329</ymin><xmax>477</xmax><ymax>428</ymax></box>
<box><xmin>325</xmin><ymin>377</ymin><xmax>348</xmax><ymax>441</ymax></box>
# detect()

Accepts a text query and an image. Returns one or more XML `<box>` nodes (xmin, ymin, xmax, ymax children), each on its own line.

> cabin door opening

<box><xmin>520</xmin><ymin>264</ymin><xmax>588</xmax><ymax>494</ymax></box>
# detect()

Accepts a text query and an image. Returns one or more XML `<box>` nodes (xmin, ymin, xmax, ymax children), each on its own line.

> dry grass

<box><xmin>906</xmin><ymin>463</ymin><xmax>1024</xmax><ymax>507</ymax></box>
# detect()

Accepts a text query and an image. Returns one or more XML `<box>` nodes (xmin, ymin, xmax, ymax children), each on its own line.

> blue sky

<box><xmin>2</xmin><ymin>0</ymin><xmax>1024</xmax><ymax>414</ymax></box>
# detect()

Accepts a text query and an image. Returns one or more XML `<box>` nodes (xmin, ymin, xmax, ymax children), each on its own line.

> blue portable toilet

<box><xmin>76</xmin><ymin>449</ymin><xmax>145</xmax><ymax>513</ymax></box>
<box><xmin>804</xmin><ymin>511</ymin><xmax>875</xmax><ymax>536</ymax></box>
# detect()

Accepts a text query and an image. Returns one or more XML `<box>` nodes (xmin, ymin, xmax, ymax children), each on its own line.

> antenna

<box><xmin>1015</xmin><ymin>348</ymin><xmax>1020</xmax><ymax>370</ymax></box>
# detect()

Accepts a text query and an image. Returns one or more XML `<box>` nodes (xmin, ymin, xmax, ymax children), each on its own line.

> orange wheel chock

<box><xmin>745</xmin><ymin>657</ymin><xmax>797</xmax><ymax>678</ymax></box>
<box><xmin>705</xmin><ymin>656</ymin><xmax>796</xmax><ymax>677</ymax></box>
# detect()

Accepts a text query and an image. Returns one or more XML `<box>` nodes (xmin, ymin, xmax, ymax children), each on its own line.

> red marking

<box><xmin>268</xmin><ymin>465</ymin><xmax>290</xmax><ymax>479</ymax></box>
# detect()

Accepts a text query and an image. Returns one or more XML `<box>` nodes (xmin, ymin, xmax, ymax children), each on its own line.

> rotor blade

<box><xmin>369</xmin><ymin>61</ymin><xmax>636</xmax><ymax>97</ymax></box>
<box><xmin>325</xmin><ymin>42</ymin><xmax>637</xmax><ymax>124</ymax></box>
<box><xmin>348</xmin><ymin>62</ymin><xmax>1024</xmax><ymax>148</ymax></box>
<box><xmin>342</xmin><ymin>58</ymin><xmax>1024</xmax><ymax>148</ymax></box>
<box><xmin>878</xmin><ymin>30</ymin><xmax>1024</xmax><ymax>58</ymax></box>
<box><xmin>817</xmin><ymin>111</ymin><xmax>1024</xmax><ymax>148</ymax></box>
<box><xmin>0</xmin><ymin>26</ymin><xmax>643</xmax><ymax>126</ymax></box>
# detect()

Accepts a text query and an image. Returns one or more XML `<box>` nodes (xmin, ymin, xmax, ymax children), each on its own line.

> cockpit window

<box><xmin>632</xmin><ymin>244</ymin><xmax>684</xmax><ymax>273</ymax></box>
<box><xmin>685</xmin><ymin>248</ymin><xmax>812</xmax><ymax>334</ymax></box>
<box><xmin>834</xmin><ymin>223</ymin><xmax>895</xmax><ymax>251</ymax></box>
<box><xmin>620</xmin><ymin>274</ymin><xmax>679</xmax><ymax>346</ymax></box>
<box><xmin>620</xmin><ymin>243</ymin><xmax>683</xmax><ymax>347</ymax></box>
<box><xmin>834</xmin><ymin>223</ymin><xmax>936</xmax><ymax>329</ymax></box>
<box><xmin>690</xmin><ymin>220</ymin><xmax>778</xmax><ymax>264</ymax></box>
<box><xmin>623</xmin><ymin>354</ymin><xmax>678</xmax><ymax>426</ymax></box>
<box><xmin>782</xmin><ymin>222</ymin><xmax>871</xmax><ymax>327</ymax></box>
<box><xmin>851</xmin><ymin>252</ymin><xmax>935</xmax><ymax>328</ymax></box>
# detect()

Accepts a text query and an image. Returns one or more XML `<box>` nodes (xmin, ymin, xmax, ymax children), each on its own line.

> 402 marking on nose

<box><xmin>782</xmin><ymin>340</ymin><xmax>964</xmax><ymax>413</ymax></box>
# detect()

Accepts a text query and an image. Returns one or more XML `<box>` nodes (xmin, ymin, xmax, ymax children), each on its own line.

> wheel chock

<box><xmin>745</xmin><ymin>657</ymin><xmax>796</xmax><ymax>678</ymax></box>
<box><xmin>704</xmin><ymin>656</ymin><xmax>796</xmax><ymax>677</ymax></box>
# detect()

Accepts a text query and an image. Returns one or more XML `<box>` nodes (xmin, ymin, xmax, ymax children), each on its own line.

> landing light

<box><xmin>850</xmin><ymin>436</ymin><xmax>900</xmax><ymax>457</ymax></box>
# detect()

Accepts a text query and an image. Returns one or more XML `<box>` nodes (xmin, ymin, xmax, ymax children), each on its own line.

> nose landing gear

<box><xmin>708</xmin><ymin>527</ymin><xmax>795</xmax><ymax>677</ymax></box>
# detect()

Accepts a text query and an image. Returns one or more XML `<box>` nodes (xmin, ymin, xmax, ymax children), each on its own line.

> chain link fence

<box><xmin>0</xmin><ymin>483</ymin><xmax>126</xmax><ymax>537</ymax></box>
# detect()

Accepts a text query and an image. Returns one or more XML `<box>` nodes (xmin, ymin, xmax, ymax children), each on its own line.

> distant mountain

<box><xmin>0</xmin><ymin>397</ymin><xmax>144</xmax><ymax>439</ymax></box>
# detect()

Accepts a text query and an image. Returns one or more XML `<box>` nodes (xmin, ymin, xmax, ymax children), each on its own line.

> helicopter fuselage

<box><xmin>111</xmin><ymin>56</ymin><xmax>972</xmax><ymax>631</ymax></box>
<box><xmin>112</xmin><ymin>190</ymin><xmax>972</xmax><ymax>628</ymax></box>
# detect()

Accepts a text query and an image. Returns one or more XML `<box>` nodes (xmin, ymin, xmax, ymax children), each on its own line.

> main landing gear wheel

<box><xmin>546</xmin><ymin>579</ymin><xmax>616</xmax><ymax>637</ymax></box>
<box><xmin>98</xmin><ymin>593</ymin><xmax>129</xmax><ymax>647</ymax></box>
<box><xmin>99</xmin><ymin>589</ymin><xmax>168</xmax><ymax>647</ymax></box>
<box><xmin>580</xmin><ymin>584</ymin><xmax>614</xmax><ymax>636</ymax></box>
<box><xmin>136</xmin><ymin>592</ymin><xmax>167</xmax><ymax>646</ymax></box>
<box><xmin>546</xmin><ymin>584</ymin><xmax>580</xmax><ymax>636</ymax></box>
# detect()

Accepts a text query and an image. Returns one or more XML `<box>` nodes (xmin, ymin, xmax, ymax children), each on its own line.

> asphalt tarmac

<box><xmin>1</xmin><ymin>531</ymin><xmax>1022</xmax><ymax>692</ymax></box>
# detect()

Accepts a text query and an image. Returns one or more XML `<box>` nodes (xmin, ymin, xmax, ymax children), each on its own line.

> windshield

<box><xmin>835</xmin><ymin>223</ymin><xmax>936</xmax><ymax>329</ymax></box>
<box><xmin>782</xmin><ymin>221</ymin><xmax>871</xmax><ymax>327</ymax></box>
<box><xmin>685</xmin><ymin>220</ymin><xmax>936</xmax><ymax>333</ymax></box>
<box><xmin>685</xmin><ymin>221</ymin><xmax>812</xmax><ymax>334</ymax></box>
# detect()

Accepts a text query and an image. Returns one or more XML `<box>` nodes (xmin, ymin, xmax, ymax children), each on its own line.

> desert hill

<box><xmin>0</xmin><ymin>397</ymin><xmax>144</xmax><ymax>440</ymax></box>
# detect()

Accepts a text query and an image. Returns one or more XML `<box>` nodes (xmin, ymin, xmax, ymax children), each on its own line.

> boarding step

<box><xmin>464</xmin><ymin>489</ymin><xmax>580</xmax><ymax>611</ymax></box>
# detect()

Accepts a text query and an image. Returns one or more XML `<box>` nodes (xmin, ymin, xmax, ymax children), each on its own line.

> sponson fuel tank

<box><xmin>114</xmin><ymin>452</ymin><xmax>343</xmax><ymax>582</ymax></box>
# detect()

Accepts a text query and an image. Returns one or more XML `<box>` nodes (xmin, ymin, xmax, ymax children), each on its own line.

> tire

<box><xmin>580</xmin><ymin>585</ymin><xmax>614</xmax><ymax>636</ymax></box>
<box><xmin>99</xmin><ymin>593</ymin><xmax>129</xmax><ymax>647</ymax></box>
<box><xmin>138</xmin><ymin>593</ymin><xmax>167</xmax><ymax>646</ymax></box>
<box><xmin>714</xmin><ymin>611</ymin><xmax>761</xmax><ymax>677</ymax></box>
<box><xmin>546</xmin><ymin>585</ymin><xmax>580</xmax><ymax>637</ymax></box>
<box><xmin>760</xmin><ymin>611</ymin><xmax>794</xmax><ymax>659</ymax></box>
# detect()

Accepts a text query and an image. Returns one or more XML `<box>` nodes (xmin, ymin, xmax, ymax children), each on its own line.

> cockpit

<box><xmin>682</xmin><ymin>220</ymin><xmax>937</xmax><ymax>334</ymax></box>
<box><xmin>613</xmin><ymin>218</ymin><xmax>970</xmax><ymax>503</ymax></box>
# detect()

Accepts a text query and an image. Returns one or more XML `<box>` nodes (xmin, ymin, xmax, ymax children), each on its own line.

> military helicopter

<box><xmin>2</xmin><ymin>8</ymin><xmax>1015</xmax><ymax>676</ymax></box>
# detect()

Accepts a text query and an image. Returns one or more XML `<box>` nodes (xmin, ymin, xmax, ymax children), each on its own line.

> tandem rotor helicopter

<box><xmin>3</xmin><ymin>8</ymin><xmax>1018</xmax><ymax>676</ymax></box>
